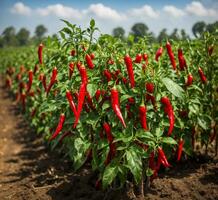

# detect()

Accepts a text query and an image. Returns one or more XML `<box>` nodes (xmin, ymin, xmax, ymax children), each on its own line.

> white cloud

<box><xmin>10</xmin><ymin>2</ymin><xmax>31</xmax><ymax>16</ymax></box>
<box><xmin>130</xmin><ymin>5</ymin><xmax>159</xmax><ymax>18</ymax></box>
<box><xmin>36</xmin><ymin>4</ymin><xmax>82</xmax><ymax>19</ymax></box>
<box><xmin>163</xmin><ymin>5</ymin><xmax>186</xmax><ymax>17</ymax></box>
<box><xmin>185</xmin><ymin>1</ymin><xmax>217</xmax><ymax>17</ymax></box>
<box><xmin>84</xmin><ymin>3</ymin><xmax>125</xmax><ymax>21</ymax></box>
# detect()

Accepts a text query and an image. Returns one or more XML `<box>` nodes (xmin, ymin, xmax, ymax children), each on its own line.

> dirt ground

<box><xmin>0</xmin><ymin>79</ymin><xmax>217</xmax><ymax>200</ymax></box>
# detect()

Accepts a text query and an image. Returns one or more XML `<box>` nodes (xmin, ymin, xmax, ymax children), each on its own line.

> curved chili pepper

<box><xmin>111</xmin><ymin>87</ymin><xmax>126</xmax><ymax>128</ymax></box>
<box><xmin>158</xmin><ymin>147</ymin><xmax>171</xmax><ymax>168</ymax></box>
<box><xmin>166</xmin><ymin>41</ymin><xmax>176</xmax><ymax>70</ymax></box>
<box><xmin>103</xmin><ymin>69</ymin><xmax>112</xmax><ymax>82</ymax></box>
<box><xmin>186</xmin><ymin>74</ymin><xmax>193</xmax><ymax>87</ymax></box>
<box><xmin>79</xmin><ymin>65</ymin><xmax>88</xmax><ymax>85</ymax></box>
<box><xmin>69</xmin><ymin>62</ymin><xmax>74</xmax><ymax>79</ymax></box>
<box><xmin>124</xmin><ymin>54</ymin><xmax>135</xmax><ymax>88</ymax></box>
<box><xmin>85</xmin><ymin>54</ymin><xmax>94</xmax><ymax>69</ymax></box>
<box><xmin>161</xmin><ymin>97</ymin><xmax>175</xmax><ymax>136</ymax></box>
<box><xmin>178</xmin><ymin>49</ymin><xmax>187</xmax><ymax>70</ymax></box>
<box><xmin>177</xmin><ymin>138</ymin><xmax>184</xmax><ymax>162</ymax></box>
<box><xmin>66</xmin><ymin>90</ymin><xmax>77</xmax><ymax>117</ymax></box>
<box><xmin>155</xmin><ymin>47</ymin><xmax>163</xmax><ymax>61</ymax></box>
<box><xmin>27</xmin><ymin>70</ymin><xmax>33</xmax><ymax>93</ymax></box>
<box><xmin>146</xmin><ymin>82</ymin><xmax>154</xmax><ymax>93</ymax></box>
<box><xmin>49</xmin><ymin>113</ymin><xmax>65</xmax><ymax>141</ymax></box>
<box><xmin>134</xmin><ymin>54</ymin><xmax>142</xmax><ymax>63</ymax></box>
<box><xmin>47</xmin><ymin>67</ymin><xmax>58</xmax><ymax>95</ymax></box>
<box><xmin>198</xmin><ymin>67</ymin><xmax>207</xmax><ymax>84</ymax></box>
<box><xmin>38</xmin><ymin>43</ymin><xmax>44</xmax><ymax>65</ymax></box>
<box><xmin>139</xmin><ymin>103</ymin><xmax>148</xmax><ymax>130</ymax></box>
<box><xmin>103</xmin><ymin>123</ymin><xmax>116</xmax><ymax>165</ymax></box>
<box><xmin>74</xmin><ymin>83</ymin><xmax>87</xmax><ymax>128</ymax></box>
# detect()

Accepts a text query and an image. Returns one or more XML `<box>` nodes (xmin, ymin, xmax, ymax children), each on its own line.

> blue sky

<box><xmin>0</xmin><ymin>0</ymin><xmax>217</xmax><ymax>37</ymax></box>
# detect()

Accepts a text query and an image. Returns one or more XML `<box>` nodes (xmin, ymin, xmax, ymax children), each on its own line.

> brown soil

<box><xmin>0</xmin><ymin>79</ymin><xmax>217</xmax><ymax>200</ymax></box>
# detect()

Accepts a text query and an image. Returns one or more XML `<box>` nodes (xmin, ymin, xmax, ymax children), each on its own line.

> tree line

<box><xmin>0</xmin><ymin>21</ymin><xmax>217</xmax><ymax>48</ymax></box>
<box><xmin>0</xmin><ymin>25</ymin><xmax>48</xmax><ymax>48</ymax></box>
<box><xmin>113</xmin><ymin>21</ymin><xmax>218</xmax><ymax>42</ymax></box>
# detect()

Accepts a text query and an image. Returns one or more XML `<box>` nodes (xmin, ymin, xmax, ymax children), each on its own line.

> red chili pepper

<box><xmin>166</xmin><ymin>41</ymin><xmax>176</xmax><ymax>70</ymax></box>
<box><xmin>70</xmin><ymin>49</ymin><xmax>76</xmax><ymax>56</ymax></box>
<box><xmin>103</xmin><ymin>122</ymin><xmax>114</xmax><ymax>143</ymax></box>
<box><xmin>27</xmin><ymin>70</ymin><xmax>33</xmax><ymax>93</ymax></box>
<box><xmin>143</xmin><ymin>53</ymin><xmax>148</xmax><ymax>64</ymax></box>
<box><xmin>38</xmin><ymin>43</ymin><xmax>44</xmax><ymax>65</ymax></box>
<box><xmin>155</xmin><ymin>47</ymin><xmax>163</xmax><ymax>61</ymax></box>
<box><xmin>198</xmin><ymin>67</ymin><xmax>207</xmax><ymax>84</ymax></box>
<box><xmin>85</xmin><ymin>54</ymin><xmax>94</xmax><ymax>69</ymax></box>
<box><xmin>134</xmin><ymin>54</ymin><xmax>142</xmax><ymax>63</ymax></box>
<box><xmin>161</xmin><ymin>97</ymin><xmax>175</xmax><ymax>136</ymax></box>
<box><xmin>103</xmin><ymin>123</ymin><xmax>116</xmax><ymax>165</ymax></box>
<box><xmin>31</xmin><ymin>108</ymin><xmax>36</xmax><ymax>118</ymax></box>
<box><xmin>47</xmin><ymin>67</ymin><xmax>58</xmax><ymax>95</ymax></box>
<box><xmin>139</xmin><ymin>103</ymin><xmax>148</xmax><ymax>130</ymax></box>
<box><xmin>111</xmin><ymin>87</ymin><xmax>126</xmax><ymax>128</ymax></box>
<box><xmin>178</xmin><ymin>49</ymin><xmax>187</xmax><ymax>70</ymax></box>
<box><xmin>186</xmin><ymin>74</ymin><xmax>193</xmax><ymax>87</ymax></box>
<box><xmin>90</xmin><ymin>53</ymin><xmax>95</xmax><ymax>59</ymax></box>
<box><xmin>177</xmin><ymin>138</ymin><xmax>184</xmax><ymax>162</ymax></box>
<box><xmin>79</xmin><ymin>65</ymin><xmax>88</xmax><ymax>84</ymax></box>
<box><xmin>86</xmin><ymin>91</ymin><xmax>95</xmax><ymax>110</ymax></box>
<box><xmin>74</xmin><ymin>83</ymin><xmax>87</xmax><ymax>128</ymax></box>
<box><xmin>95</xmin><ymin>178</ymin><xmax>102</xmax><ymax>190</ymax></box>
<box><xmin>69</xmin><ymin>62</ymin><xmax>74</xmax><ymax>79</ymax></box>
<box><xmin>158</xmin><ymin>147</ymin><xmax>171</xmax><ymax>168</ymax></box>
<box><xmin>103</xmin><ymin>69</ymin><xmax>112</xmax><ymax>82</ymax></box>
<box><xmin>33</xmin><ymin>64</ymin><xmax>38</xmax><ymax>75</ymax></box>
<box><xmin>146</xmin><ymin>82</ymin><xmax>154</xmax><ymax>93</ymax></box>
<box><xmin>95</xmin><ymin>89</ymin><xmax>101</xmax><ymax>101</ymax></box>
<box><xmin>124</xmin><ymin>54</ymin><xmax>135</xmax><ymax>88</ymax></box>
<box><xmin>21</xmin><ymin>92</ymin><xmax>26</xmax><ymax>111</ymax></box>
<box><xmin>49</xmin><ymin>113</ymin><xmax>65</xmax><ymax>141</ymax></box>
<box><xmin>42</xmin><ymin>74</ymin><xmax>47</xmax><ymax>92</ymax></box>
<box><xmin>66</xmin><ymin>90</ymin><xmax>77</xmax><ymax>117</ymax></box>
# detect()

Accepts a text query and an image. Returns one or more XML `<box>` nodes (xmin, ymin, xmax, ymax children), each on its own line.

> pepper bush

<box><xmin>2</xmin><ymin>20</ymin><xmax>218</xmax><ymax>191</ymax></box>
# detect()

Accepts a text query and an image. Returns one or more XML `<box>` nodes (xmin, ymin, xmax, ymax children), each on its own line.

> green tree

<box><xmin>157</xmin><ymin>28</ymin><xmax>168</xmax><ymax>42</ymax></box>
<box><xmin>170</xmin><ymin>28</ymin><xmax>179</xmax><ymax>41</ymax></box>
<box><xmin>2</xmin><ymin>26</ymin><xmax>18</xmax><ymax>46</ymax></box>
<box><xmin>35</xmin><ymin>25</ymin><xmax>47</xmax><ymax>40</ymax></box>
<box><xmin>131</xmin><ymin>23</ymin><xmax>149</xmax><ymax>41</ymax></box>
<box><xmin>180</xmin><ymin>29</ymin><xmax>190</xmax><ymax>40</ymax></box>
<box><xmin>206</xmin><ymin>21</ymin><xmax>218</xmax><ymax>33</ymax></box>
<box><xmin>16</xmin><ymin>28</ymin><xmax>30</xmax><ymax>46</ymax></box>
<box><xmin>192</xmin><ymin>21</ymin><xmax>206</xmax><ymax>38</ymax></box>
<box><xmin>112</xmin><ymin>27</ymin><xmax>125</xmax><ymax>39</ymax></box>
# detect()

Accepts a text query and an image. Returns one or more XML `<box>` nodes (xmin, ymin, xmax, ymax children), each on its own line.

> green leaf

<box><xmin>126</xmin><ymin>148</ymin><xmax>142</xmax><ymax>183</ymax></box>
<box><xmin>162</xmin><ymin>77</ymin><xmax>184</xmax><ymax>98</ymax></box>
<box><xmin>146</xmin><ymin>168</ymin><xmax>154</xmax><ymax>177</ymax></box>
<box><xmin>102</xmin><ymin>164</ymin><xmax>118</xmax><ymax>189</ymax></box>
<box><xmin>120</xmin><ymin>94</ymin><xmax>132</xmax><ymax>103</ymax></box>
<box><xmin>60</xmin><ymin>19</ymin><xmax>76</xmax><ymax>30</ymax></box>
<box><xmin>162</xmin><ymin>137</ymin><xmax>177</xmax><ymax>145</ymax></box>
<box><xmin>87</xmin><ymin>83</ymin><xmax>98</xmax><ymax>98</ymax></box>
<box><xmin>136</xmin><ymin>130</ymin><xmax>154</xmax><ymax>140</ymax></box>
<box><xmin>197</xmin><ymin>117</ymin><xmax>207</xmax><ymax>130</ymax></box>
<box><xmin>90</xmin><ymin>19</ymin><xmax>95</xmax><ymax>28</ymax></box>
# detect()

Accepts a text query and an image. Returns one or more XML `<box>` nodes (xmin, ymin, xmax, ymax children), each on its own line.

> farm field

<box><xmin>0</xmin><ymin>19</ymin><xmax>218</xmax><ymax>200</ymax></box>
<box><xmin>0</xmin><ymin>79</ymin><xmax>217</xmax><ymax>199</ymax></box>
